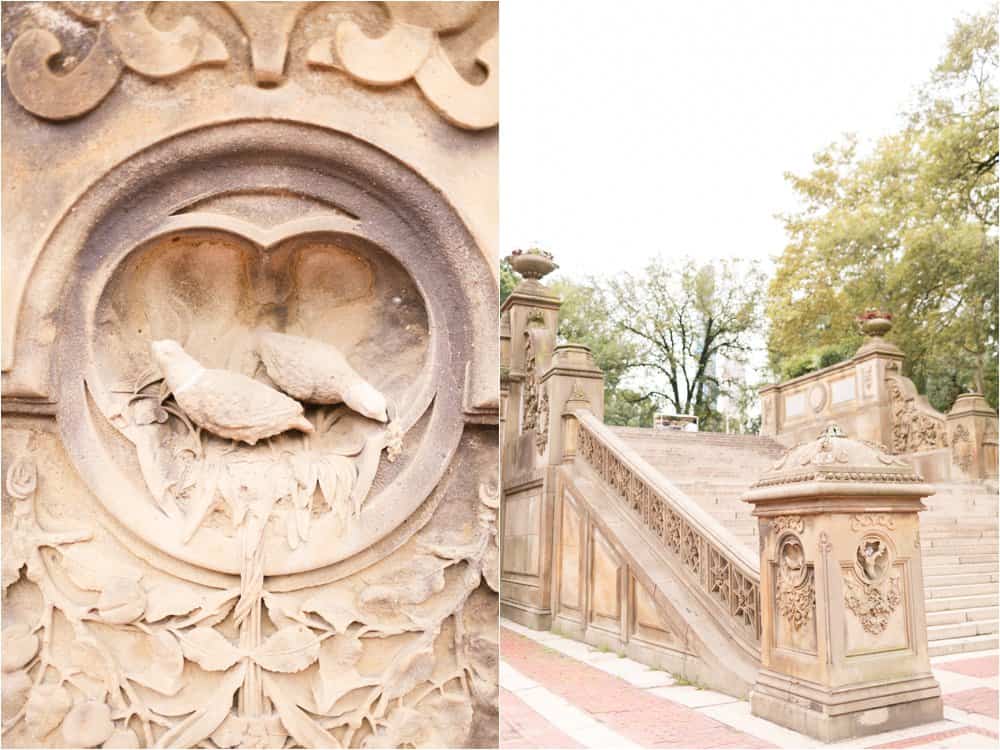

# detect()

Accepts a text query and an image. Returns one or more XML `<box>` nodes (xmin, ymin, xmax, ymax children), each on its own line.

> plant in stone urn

<box><xmin>506</xmin><ymin>247</ymin><xmax>558</xmax><ymax>281</ymax></box>
<box><xmin>856</xmin><ymin>308</ymin><xmax>893</xmax><ymax>337</ymax></box>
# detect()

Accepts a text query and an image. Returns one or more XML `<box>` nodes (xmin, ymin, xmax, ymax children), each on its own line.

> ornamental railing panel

<box><xmin>576</xmin><ymin>411</ymin><xmax>762</xmax><ymax>648</ymax></box>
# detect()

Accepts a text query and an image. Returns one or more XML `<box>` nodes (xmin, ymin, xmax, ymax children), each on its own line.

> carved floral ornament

<box><xmin>5</xmin><ymin>2</ymin><xmax>498</xmax><ymax>128</ymax></box>
<box><xmin>2</xmin><ymin>442</ymin><xmax>500</xmax><ymax>748</ymax></box>
<box><xmin>844</xmin><ymin>534</ymin><xmax>901</xmax><ymax>635</ymax></box>
<box><xmin>887</xmin><ymin>378</ymin><xmax>948</xmax><ymax>454</ymax></box>
<box><xmin>775</xmin><ymin>535</ymin><xmax>815</xmax><ymax>631</ymax></box>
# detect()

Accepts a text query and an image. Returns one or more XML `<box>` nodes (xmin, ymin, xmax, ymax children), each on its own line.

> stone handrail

<box><xmin>575</xmin><ymin>411</ymin><xmax>762</xmax><ymax>647</ymax></box>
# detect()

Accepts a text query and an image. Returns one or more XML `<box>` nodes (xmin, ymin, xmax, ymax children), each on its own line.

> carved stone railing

<box><xmin>575</xmin><ymin>411</ymin><xmax>762</xmax><ymax>650</ymax></box>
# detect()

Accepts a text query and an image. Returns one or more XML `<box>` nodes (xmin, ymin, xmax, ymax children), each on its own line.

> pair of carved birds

<box><xmin>150</xmin><ymin>331</ymin><xmax>388</xmax><ymax>445</ymax></box>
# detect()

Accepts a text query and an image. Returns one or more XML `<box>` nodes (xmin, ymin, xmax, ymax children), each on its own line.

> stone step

<box><xmin>927</xmin><ymin>619</ymin><xmax>1000</xmax><ymax>641</ymax></box>
<box><xmin>928</xmin><ymin>633</ymin><xmax>999</xmax><ymax>657</ymax></box>
<box><xmin>926</xmin><ymin>606</ymin><xmax>999</xmax><ymax>626</ymax></box>
<box><xmin>924</xmin><ymin>571</ymin><xmax>1000</xmax><ymax>585</ymax></box>
<box><xmin>924</xmin><ymin>562</ymin><xmax>998</xmax><ymax>575</ymax></box>
<box><xmin>925</xmin><ymin>593</ymin><xmax>999</xmax><ymax>613</ymax></box>
<box><xmin>922</xmin><ymin>543</ymin><xmax>999</xmax><ymax>555</ymax></box>
<box><xmin>921</xmin><ymin>554</ymin><xmax>999</xmax><ymax>565</ymax></box>
<box><xmin>926</xmin><ymin>582</ymin><xmax>997</xmax><ymax>598</ymax></box>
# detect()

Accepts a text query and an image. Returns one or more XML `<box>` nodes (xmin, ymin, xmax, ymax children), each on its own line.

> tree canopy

<box><xmin>767</xmin><ymin>6</ymin><xmax>998</xmax><ymax>411</ymax></box>
<box><xmin>554</xmin><ymin>257</ymin><xmax>766</xmax><ymax>430</ymax></box>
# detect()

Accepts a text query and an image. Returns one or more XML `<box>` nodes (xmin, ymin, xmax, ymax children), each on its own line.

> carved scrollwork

<box><xmin>771</xmin><ymin>516</ymin><xmax>804</xmax><ymax>535</ymax></box>
<box><xmin>6</xmin><ymin>3</ymin><xmax>227</xmax><ymax>120</ymax></box>
<box><xmin>7</xmin><ymin>2</ymin><xmax>498</xmax><ymax>130</ymax></box>
<box><xmin>850</xmin><ymin>514</ymin><xmax>896</xmax><ymax>532</ymax></box>
<box><xmin>310</xmin><ymin>3</ymin><xmax>498</xmax><ymax>129</ymax></box>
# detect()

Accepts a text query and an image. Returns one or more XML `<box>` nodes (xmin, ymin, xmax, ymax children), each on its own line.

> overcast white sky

<box><xmin>499</xmin><ymin>0</ymin><xmax>993</xmax><ymax>280</ymax></box>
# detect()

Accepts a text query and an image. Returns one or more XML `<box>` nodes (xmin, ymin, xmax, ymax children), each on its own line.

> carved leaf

<box><xmin>349</xmin><ymin>436</ymin><xmax>382</xmax><ymax>515</ymax></box>
<box><xmin>154</xmin><ymin>663</ymin><xmax>245</xmax><ymax>749</ymax></box>
<box><xmin>462</xmin><ymin>634</ymin><xmax>499</xmax><ymax>712</ymax></box>
<box><xmin>25</xmin><ymin>682</ymin><xmax>72</xmax><ymax>739</ymax></box>
<box><xmin>70</xmin><ymin>638</ymin><xmax>116</xmax><ymax>695</ymax></box>
<box><xmin>366</xmin><ymin>693</ymin><xmax>474</xmax><ymax>748</ymax></box>
<box><xmin>177</xmin><ymin>627</ymin><xmax>243</xmax><ymax>671</ymax></box>
<box><xmin>181</xmin><ymin>461</ymin><xmax>221</xmax><ymax>543</ymax></box>
<box><xmin>261</xmin><ymin>671</ymin><xmax>342</xmax><ymax>748</ymax></box>
<box><xmin>252</xmin><ymin>625</ymin><xmax>322</xmax><ymax>673</ymax></box>
<box><xmin>482</xmin><ymin>538</ymin><xmax>499</xmax><ymax>592</ymax></box>
<box><xmin>380</xmin><ymin>642</ymin><xmax>435</xmax><ymax>703</ymax></box>
<box><xmin>96</xmin><ymin>577</ymin><xmax>147</xmax><ymax>624</ymax></box>
<box><xmin>62</xmin><ymin>699</ymin><xmax>115</xmax><ymax>748</ymax></box>
<box><xmin>143</xmin><ymin>582</ymin><xmax>204</xmax><ymax>622</ymax></box>
<box><xmin>59</xmin><ymin>547</ymin><xmax>142</xmax><ymax>593</ymax></box>
<box><xmin>126</xmin><ymin>631</ymin><xmax>184</xmax><ymax>696</ymax></box>
<box><xmin>3</xmin><ymin>669</ymin><xmax>32</xmax><ymax>718</ymax></box>
<box><xmin>360</xmin><ymin>555</ymin><xmax>448</xmax><ymax>610</ymax></box>
<box><xmin>300</xmin><ymin>587</ymin><xmax>369</xmax><ymax>633</ymax></box>
<box><xmin>172</xmin><ymin>587</ymin><xmax>240</xmax><ymax>629</ymax></box>
<box><xmin>312</xmin><ymin>634</ymin><xmax>377</xmax><ymax>714</ymax></box>
<box><xmin>2</xmin><ymin>624</ymin><xmax>39</xmax><ymax>672</ymax></box>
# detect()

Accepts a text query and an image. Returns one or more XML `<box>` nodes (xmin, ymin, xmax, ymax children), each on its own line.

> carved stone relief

<box><xmin>775</xmin><ymin>536</ymin><xmax>814</xmax><ymax>631</ymax></box>
<box><xmin>2</xmin><ymin>2</ymin><xmax>499</xmax><ymax>746</ymax></box>
<box><xmin>843</xmin><ymin>536</ymin><xmax>901</xmax><ymax>636</ymax></box>
<box><xmin>6</xmin><ymin>2</ymin><xmax>498</xmax><ymax>129</ymax></box>
<box><xmin>887</xmin><ymin>378</ymin><xmax>948</xmax><ymax>453</ymax></box>
<box><xmin>951</xmin><ymin>424</ymin><xmax>974</xmax><ymax>471</ymax></box>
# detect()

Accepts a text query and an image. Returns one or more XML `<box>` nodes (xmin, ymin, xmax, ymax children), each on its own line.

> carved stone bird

<box><xmin>254</xmin><ymin>330</ymin><xmax>389</xmax><ymax>422</ymax></box>
<box><xmin>150</xmin><ymin>340</ymin><xmax>314</xmax><ymax>445</ymax></box>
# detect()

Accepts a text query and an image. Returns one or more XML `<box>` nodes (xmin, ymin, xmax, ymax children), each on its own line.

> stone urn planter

<box><xmin>858</xmin><ymin>310</ymin><xmax>893</xmax><ymax>337</ymax></box>
<box><xmin>507</xmin><ymin>249</ymin><xmax>558</xmax><ymax>281</ymax></box>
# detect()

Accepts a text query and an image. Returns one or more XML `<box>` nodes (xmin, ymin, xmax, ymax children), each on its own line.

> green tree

<box><xmin>598</xmin><ymin>256</ymin><xmax>766</xmax><ymax>429</ymax></box>
<box><xmin>768</xmin><ymin>6</ymin><xmax>998</xmax><ymax>411</ymax></box>
<box><xmin>551</xmin><ymin>278</ymin><xmax>654</xmax><ymax>426</ymax></box>
<box><xmin>500</xmin><ymin>259</ymin><xmax>519</xmax><ymax>304</ymax></box>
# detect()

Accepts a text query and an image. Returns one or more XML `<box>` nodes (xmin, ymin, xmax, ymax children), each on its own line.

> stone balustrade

<box><xmin>576</xmin><ymin>413</ymin><xmax>762</xmax><ymax>650</ymax></box>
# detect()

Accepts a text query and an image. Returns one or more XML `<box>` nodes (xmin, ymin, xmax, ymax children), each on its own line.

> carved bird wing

<box><xmin>257</xmin><ymin>331</ymin><xmax>358</xmax><ymax>402</ymax></box>
<box><xmin>188</xmin><ymin>370</ymin><xmax>305</xmax><ymax>431</ymax></box>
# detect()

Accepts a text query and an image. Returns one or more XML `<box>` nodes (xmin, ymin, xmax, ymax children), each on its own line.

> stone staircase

<box><xmin>611</xmin><ymin>426</ymin><xmax>999</xmax><ymax>657</ymax></box>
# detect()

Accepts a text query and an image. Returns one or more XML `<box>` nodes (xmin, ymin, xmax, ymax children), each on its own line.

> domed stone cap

<box><xmin>743</xmin><ymin>424</ymin><xmax>933</xmax><ymax>502</ymax></box>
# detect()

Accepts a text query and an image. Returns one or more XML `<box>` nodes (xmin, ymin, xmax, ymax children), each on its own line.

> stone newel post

<box><xmin>743</xmin><ymin>425</ymin><xmax>942</xmax><ymax>742</ymax></box>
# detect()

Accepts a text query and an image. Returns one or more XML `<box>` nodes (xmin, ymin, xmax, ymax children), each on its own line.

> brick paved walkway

<box><xmin>500</xmin><ymin>620</ymin><xmax>999</xmax><ymax>749</ymax></box>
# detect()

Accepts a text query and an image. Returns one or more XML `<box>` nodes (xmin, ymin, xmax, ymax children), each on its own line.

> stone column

<box><xmin>743</xmin><ymin>425</ymin><xmax>942</xmax><ymax>742</ymax></box>
<box><xmin>947</xmin><ymin>392</ymin><xmax>1000</xmax><ymax>480</ymax></box>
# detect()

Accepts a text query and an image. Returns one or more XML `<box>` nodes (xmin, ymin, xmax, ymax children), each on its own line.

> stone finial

<box><xmin>506</xmin><ymin>248</ymin><xmax>558</xmax><ymax>282</ymax></box>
